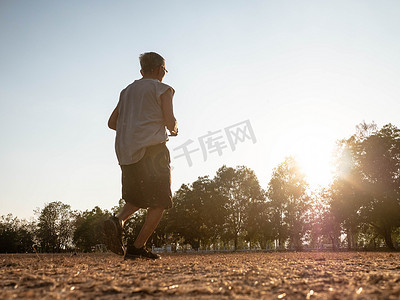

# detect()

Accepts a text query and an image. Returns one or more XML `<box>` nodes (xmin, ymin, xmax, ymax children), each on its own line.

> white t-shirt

<box><xmin>115</xmin><ymin>79</ymin><xmax>174</xmax><ymax>165</ymax></box>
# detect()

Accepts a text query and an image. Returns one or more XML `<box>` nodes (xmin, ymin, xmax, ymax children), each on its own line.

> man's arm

<box><xmin>160</xmin><ymin>88</ymin><xmax>178</xmax><ymax>136</ymax></box>
<box><xmin>108</xmin><ymin>104</ymin><xmax>119</xmax><ymax>130</ymax></box>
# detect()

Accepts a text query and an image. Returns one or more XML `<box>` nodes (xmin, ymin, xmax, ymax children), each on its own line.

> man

<box><xmin>104</xmin><ymin>52</ymin><xmax>178</xmax><ymax>260</ymax></box>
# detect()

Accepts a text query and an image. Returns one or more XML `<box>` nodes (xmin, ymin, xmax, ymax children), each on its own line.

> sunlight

<box><xmin>294</xmin><ymin>143</ymin><xmax>334</xmax><ymax>189</ymax></box>
<box><xmin>268</xmin><ymin>121</ymin><xmax>337</xmax><ymax>190</ymax></box>
<box><xmin>291</xmin><ymin>129</ymin><xmax>335</xmax><ymax>189</ymax></box>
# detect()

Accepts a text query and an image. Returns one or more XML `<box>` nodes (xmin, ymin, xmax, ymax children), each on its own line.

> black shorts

<box><xmin>121</xmin><ymin>143</ymin><xmax>172</xmax><ymax>209</ymax></box>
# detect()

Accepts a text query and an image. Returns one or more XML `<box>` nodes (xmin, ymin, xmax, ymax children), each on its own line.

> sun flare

<box><xmin>294</xmin><ymin>145</ymin><xmax>334</xmax><ymax>189</ymax></box>
<box><xmin>292</xmin><ymin>129</ymin><xmax>336</xmax><ymax>189</ymax></box>
<box><xmin>271</xmin><ymin>122</ymin><xmax>337</xmax><ymax>189</ymax></box>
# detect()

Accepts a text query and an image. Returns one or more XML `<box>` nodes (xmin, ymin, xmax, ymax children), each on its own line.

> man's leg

<box><xmin>117</xmin><ymin>202</ymin><xmax>140</xmax><ymax>227</ymax></box>
<box><xmin>133</xmin><ymin>206</ymin><xmax>165</xmax><ymax>248</ymax></box>
<box><xmin>103</xmin><ymin>202</ymin><xmax>140</xmax><ymax>256</ymax></box>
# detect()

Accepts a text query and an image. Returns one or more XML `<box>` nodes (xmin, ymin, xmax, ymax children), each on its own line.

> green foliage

<box><xmin>329</xmin><ymin>122</ymin><xmax>400</xmax><ymax>249</ymax></box>
<box><xmin>308</xmin><ymin>190</ymin><xmax>341</xmax><ymax>250</ymax></box>
<box><xmin>35</xmin><ymin>201</ymin><xmax>75</xmax><ymax>252</ymax></box>
<box><xmin>73</xmin><ymin>206</ymin><xmax>108</xmax><ymax>252</ymax></box>
<box><xmin>267</xmin><ymin>157</ymin><xmax>310</xmax><ymax>250</ymax></box>
<box><xmin>124</xmin><ymin>210</ymin><xmax>146</xmax><ymax>248</ymax></box>
<box><xmin>245</xmin><ymin>200</ymin><xmax>272</xmax><ymax>249</ymax></box>
<box><xmin>215</xmin><ymin>166</ymin><xmax>265</xmax><ymax>250</ymax></box>
<box><xmin>167</xmin><ymin>176</ymin><xmax>227</xmax><ymax>250</ymax></box>
<box><xmin>0</xmin><ymin>214</ymin><xmax>35</xmax><ymax>253</ymax></box>
<box><xmin>111</xmin><ymin>199</ymin><xmax>125</xmax><ymax>216</ymax></box>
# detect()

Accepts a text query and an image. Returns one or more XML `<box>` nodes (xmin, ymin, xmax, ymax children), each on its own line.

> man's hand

<box><xmin>168</xmin><ymin>127</ymin><xmax>178</xmax><ymax>136</ymax></box>
<box><xmin>161</xmin><ymin>88</ymin><xmax>178</xmax><ymax>136</ymax></box>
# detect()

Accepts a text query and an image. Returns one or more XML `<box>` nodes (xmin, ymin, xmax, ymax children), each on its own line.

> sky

<box><xmin>1</xmin><ymin>0</ymin><xmax>400</xmax><ymax>219</ymax></box>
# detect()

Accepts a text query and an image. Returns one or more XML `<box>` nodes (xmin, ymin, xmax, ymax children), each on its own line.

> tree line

<box><xmin>1</xmin><ymin>122</ymin><xmax>399</xmax><ymax>253</ymax></box>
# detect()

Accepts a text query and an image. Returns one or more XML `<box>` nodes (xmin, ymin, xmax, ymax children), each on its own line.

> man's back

<box><xmin>115</xmin><ymin>78</ymin><xmax>174</xmax><ymax>165</ymax></box>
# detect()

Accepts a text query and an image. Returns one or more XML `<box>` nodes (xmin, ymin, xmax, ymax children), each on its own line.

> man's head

<box><xmin>139</xmin><ymin>52</ymin><xmax>167</xmax><ymax>81</ymax></box>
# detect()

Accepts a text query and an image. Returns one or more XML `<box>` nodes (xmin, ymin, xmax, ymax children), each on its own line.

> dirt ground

<box><xmin>1</xmin><ymin>251</ymin><xmax>400</xmax><ymax>299</ymax></box>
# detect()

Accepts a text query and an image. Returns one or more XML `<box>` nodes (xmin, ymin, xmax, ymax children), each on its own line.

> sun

<box><xmin>294</xmin><ymin>143</ymin><xmax>335</xmax><ymax>189</ymax></box>
<box><xmin>273</xmin><ymin>123</ymin><xmax>337</xmax><ymax>189</ymax></box>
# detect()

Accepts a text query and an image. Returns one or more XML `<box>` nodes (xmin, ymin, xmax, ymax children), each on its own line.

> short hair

<box><xmin>139</xmin><ymin>52</ymin><xmax>165</xmax><ymax>74</ymax></box>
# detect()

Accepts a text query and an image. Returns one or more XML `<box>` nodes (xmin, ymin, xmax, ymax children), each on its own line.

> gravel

<box><xmin>1</xmin><ymin>251</ymin><xmax>400</xmax><ymax>299</ymax></box>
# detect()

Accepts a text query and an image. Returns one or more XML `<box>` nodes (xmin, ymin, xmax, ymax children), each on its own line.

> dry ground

<box><xmin>1</xmin><ymin>251</ymin><xmax>400</xmax><ymax>299</ymax></box>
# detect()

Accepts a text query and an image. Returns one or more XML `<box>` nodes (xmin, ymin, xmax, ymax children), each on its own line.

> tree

<box><xmin>267</xmin><ymin>157</ymin><xmax>309</xmax><ymax>250</ymax></box>
<box><xmin>191</xmin><ymin>176</ymin><xmax>227</xmax><ymax>248</ymax></box>
<box><xmin>0</xmin><ymin>214</ymin><xmax>35</xmax><ymax>253</ymax></box>
<box><xmin>166</xmin><ymin>184</ymin><xmax>199</xmax><ymax>249</ymax></box>
<box><xmin>214</xmin><ymin>166</ymin><xmax>264</xmax><ymax>250</ymax></box>
<box><xmin>36</xmin><ymin>201</ymin><xmax>75</xmax><ymax>252</ymax></box>
<box><xmin>73</xmin><ymin>206</ymin><xmax>108</xmax><ymax>252</ymax></box>
<box><xmin>167</xmin><ymin>177</ymin><xmax>226</xmax><ymax>250</ymax></box>
<box><xmin>330</xmin><ymin>122</ymin><xmax>400</xmax><ymax>250</ymax></box>
<box><xmin>354</xmin><ymin>123</ymin><xmax>400</xmax><ymax>249</ymax></box>
<box><xmin>308</xmin><ymin>189</ymin><xmax>341</xmax><ymax>250</ymax></box>
<box><xmin>244</xmin><ymin>199</ymin><xmax>273</xmax><ymax>249</ymax></box>
<box><xmin>329</xmin><ymin>173</ymin><xmax>364</xmax><ymax>249</ymax></box>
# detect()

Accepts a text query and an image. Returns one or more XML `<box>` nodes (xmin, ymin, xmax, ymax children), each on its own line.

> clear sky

<box><xmin>1</xmin><ymin>0</ymin><xmax>400</xmax><ymax>219</ymax></box>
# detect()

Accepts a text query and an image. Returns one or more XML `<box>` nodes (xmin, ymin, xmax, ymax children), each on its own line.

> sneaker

<box><xmin>103</xmin><ymin>216</ymin><xmax>125</xmax><ymax>256</ymax></box>
<box><xmin>124</xmin><ymin>246</ymin><xmax>160</xmax><ymax>260</ymax></box>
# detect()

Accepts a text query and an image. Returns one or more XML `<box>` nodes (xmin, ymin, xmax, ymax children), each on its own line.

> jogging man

<box><xmin>104</xmin><ymin>52</ymin><xmax>177</xmax><ymax>260</ymax></box>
